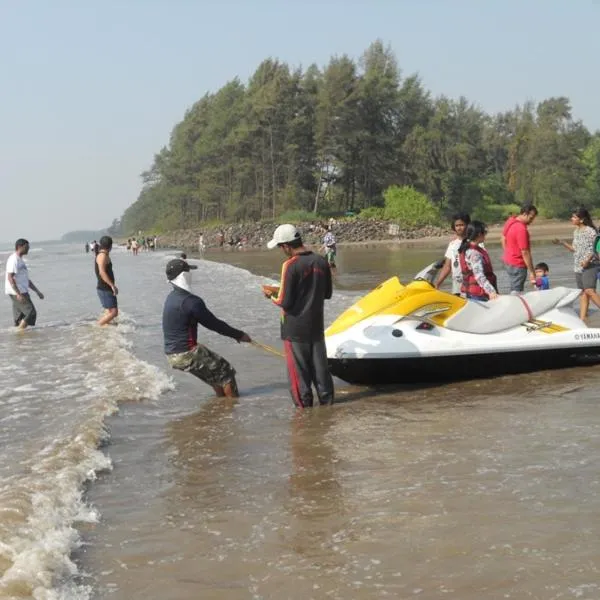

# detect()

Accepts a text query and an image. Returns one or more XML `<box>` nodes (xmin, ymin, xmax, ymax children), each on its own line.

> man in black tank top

<box><xmin>95</xmin><ymin>236</ymin><xmax>119</xmax><ymax>326</ymax></box>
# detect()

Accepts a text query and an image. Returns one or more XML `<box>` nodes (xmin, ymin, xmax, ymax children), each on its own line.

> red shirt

<box><xmin>502</xmin><ymin>216</ymin><xmax>530</xmax><ymax>268</ymax></box>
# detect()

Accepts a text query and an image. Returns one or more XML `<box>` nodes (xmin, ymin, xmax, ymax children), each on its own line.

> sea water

<box><xmin>1</xmin><ymin>242</ymin><xmax>599</xmax><ymax>600</ymax></box>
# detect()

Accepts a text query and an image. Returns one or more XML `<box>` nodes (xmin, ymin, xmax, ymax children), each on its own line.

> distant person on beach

<box><xmin>162</xmin><ymin>258</ymin><xmax>252</xmax><ymax>398</ymax></box>
<box><xmin>198</xmin><ymin>233</ymin><xmax>205</xmax><ymax>254</ymax></box>
<box><xmin>435</xmin><ymin>212</ymin><xmax>470</xmax><ymax>295</ymax></box>
<box><xmin>501</xmin><ymin>203</ymin><xmax>538</xmax><ymax>292</ymax></box>
<box><xmin>265</xmin><ymin>224</ymin><xmax>334</xmax><ymax>408</ymax></box>
<box><xmin>322</xmin><ymin>225</ymin><xmax>337</xmax><ymax>271</ymax></box>
<box><xmin>5</xmin><ymin>238</ymin><xmax>44</xmax><ymax>329</ymax></box>
<box><xmin>131</xmin><ymin>239</ymin><xmax>139</xmax><ymax>255</ymax></box>
<box><xmin>534</xmin><ymin>262</ymin><xmax>550</xmax><ymax>290</ymax></box>
<box><xmin>95</xmin><ymin>235</ymin><xmax>119</xmax><ymax>326</ymax></box>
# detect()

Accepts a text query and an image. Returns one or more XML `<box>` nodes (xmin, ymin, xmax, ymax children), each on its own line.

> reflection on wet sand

<box><xmin>162</xmin><ymin>400</ymin><xmax>351</xmax><ymax>599</ymax></box>
<box><xmin>283</xmin><ymin>410</ymin><xmax>346</xmax><ymax>573</ymax></box>
<box><xmin>85</xmin><ymin>361</ymin><xmax>600</xmax><ymax>600</ymax></box>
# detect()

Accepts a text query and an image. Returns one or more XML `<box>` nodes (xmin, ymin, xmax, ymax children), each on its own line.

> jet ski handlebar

<box><xmin>413</xmin><ymin>259</ymin><xmax>445</xmax><ymax>285</ymax></box>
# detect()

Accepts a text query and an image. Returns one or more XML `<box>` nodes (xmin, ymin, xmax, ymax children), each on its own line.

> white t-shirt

<box><xmin>5</xmin><ymin>252</ymin><xmax>29</xmax><ymax>295</ymax></box>
<box><xmin>444</xmin><ymin>238</ymin><xmax>463</xmax><ymax>294</ymax></box>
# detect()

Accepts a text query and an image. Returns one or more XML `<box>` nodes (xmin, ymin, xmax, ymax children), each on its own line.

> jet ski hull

<box><xmin>328</xmin><ymin>345</ymin><xmax>600</xmax><ymax>385</ymax></box>
<box><xmin>325</xmin><ymin>274</ymin><xmax>600</xmax><ymax>386</ymax></box>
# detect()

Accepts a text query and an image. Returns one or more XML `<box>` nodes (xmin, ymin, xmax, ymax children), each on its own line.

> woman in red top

<box><xmin>458</xmin><ymin>221</ymin><xmax>499</xmax><ymax>301</ymax></box>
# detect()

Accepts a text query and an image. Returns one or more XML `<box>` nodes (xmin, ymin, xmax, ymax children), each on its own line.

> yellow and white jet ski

<box><xmin>326</xmin><ymin>262</ymin><xmax>600</xmax><ymax>384</ymax></box>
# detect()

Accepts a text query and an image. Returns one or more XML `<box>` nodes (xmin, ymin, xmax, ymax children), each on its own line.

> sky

<box><xmin>1</xmin><ymin>0</ymin><xmax>598</xmax><ymax>243</ymax></box>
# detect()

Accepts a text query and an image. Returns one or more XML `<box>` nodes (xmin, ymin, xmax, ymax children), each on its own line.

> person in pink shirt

<box><xmin>501</xmin><ymin>203</ymin><xmax>538</xmax><ymax>292</ymax></box>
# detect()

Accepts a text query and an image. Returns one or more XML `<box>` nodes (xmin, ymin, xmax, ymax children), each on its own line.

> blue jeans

<box><xmin>504</xmin><ymin>263</ymin><xmax>527</xmax><ymax>292</ymax></box>
<box><xmin>466</xmin><ymin>294</ymin><xmax>488</xmax><ymax>302</ymax></box>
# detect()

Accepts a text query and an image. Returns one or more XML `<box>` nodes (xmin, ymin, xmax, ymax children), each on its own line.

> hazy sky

<box><xmin>1</xmin><ymin>0</ymin><xmax>598</xmax><ymax>242</ymax></box>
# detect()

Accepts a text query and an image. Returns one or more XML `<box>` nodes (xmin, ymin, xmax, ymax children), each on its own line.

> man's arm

<box><xmin>435</xmin><ymin>258</ymin><xmax>452</xmax><ymax>288</ymax></box>
<box><xmin>271</xmin><ymin>259</ymin><xmax>297</xmax><ymax>311</ymax></box>
<box><xmin>521</xmin><ymin>249</ymin><xmax>536</xmax><ymax>279</ymax></box>
<box><xmin>7</xmin><ymin>272</ymin><xmax>23</xmax><ymax>299</ymax></box>
<box><xmin>28</xmin><ymin>279</ymin><xmax>44</xmax><ymax>299</ymax></box>
<box><xmin>518</xmin><ymin>229</ymin><xmax>536</xmax><ymax>283</ymax></box>
<box><xmin>189</xmin><ymin>297</ymin><xmax>249</xmax><ymax>341</ymax></box>
<box><xmin>500</xmin><ymin>235</ymin><xmax>506</xmax><ymax>250</ymax></box>
<box><xmin>96</xmin><ymin>254</ymin><xmax>117</xmax><ymax>294</ymax></box>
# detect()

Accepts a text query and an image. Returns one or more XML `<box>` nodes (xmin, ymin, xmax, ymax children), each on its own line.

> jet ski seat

<box><xmin>443</xmin><ymin>287</ymin><xmax>581</xmax><ymax>334</ymax></box>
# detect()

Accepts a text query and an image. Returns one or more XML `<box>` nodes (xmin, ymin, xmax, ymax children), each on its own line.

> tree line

<box><xmin>119</xmin><ymin>40</ymin><xmax>600</xmax><ymax>234</ymax></box>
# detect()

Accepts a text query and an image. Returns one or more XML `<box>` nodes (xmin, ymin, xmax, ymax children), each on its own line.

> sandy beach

<box><xmin>336</xmin><ymin>218</ymin><xmax>574</xmax><ymax>249</ymax></box>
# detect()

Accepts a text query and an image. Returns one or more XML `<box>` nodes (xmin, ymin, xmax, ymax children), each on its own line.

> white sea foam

<box><xmin>0</xmin><ymin>308</ymin><xmax>173</xmax><ymax>599</ymax></box>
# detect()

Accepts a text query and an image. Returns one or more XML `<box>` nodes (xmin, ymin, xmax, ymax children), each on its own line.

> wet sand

<box><xmin>76</xmin><ymin>241</ymin><xmax>600</xmax><ymax>600</ymax></box>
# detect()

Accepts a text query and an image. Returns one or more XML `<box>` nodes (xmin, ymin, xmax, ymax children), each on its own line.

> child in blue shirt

<box><xmin>535</xmin><ymin>262</ymin><xmax>550</xmax><ymax>290</ymax></box>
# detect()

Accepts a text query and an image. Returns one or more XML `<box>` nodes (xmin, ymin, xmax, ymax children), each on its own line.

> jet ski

<box><xmin>326</xmin><ymin>261</ymin><xmax>600</xmax><ymax>385</ymax></box>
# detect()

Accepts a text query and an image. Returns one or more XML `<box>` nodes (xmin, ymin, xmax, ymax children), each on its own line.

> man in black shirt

<box><xmin>162</xmin><ymin>258</ymin><xmax>251</xmax><ymax>398</ymax></box>
<box><xmin>95</xmin><ymin>235</ymin><xmax>118</xmax><ymax>326</ymax></box>
<box><xmin>265</xmin><ymin>224</ymin><xmax>334</xmax><ymax>408</ymax></box>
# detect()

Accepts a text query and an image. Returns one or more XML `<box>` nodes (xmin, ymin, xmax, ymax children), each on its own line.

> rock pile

<box><xmin>154</xmin><ymin>219</ymin><xmax>448</xmax><ymax>251</ymax></box>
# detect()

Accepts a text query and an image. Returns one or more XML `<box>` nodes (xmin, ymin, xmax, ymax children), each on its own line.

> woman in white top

<box><xmin>435</xmin><ymin>213</ymin><xmax>470</xmax><ymax>295</ymax></box>
<box><xmin>554</xmin><ymin>206</ymin><xmax>600</xmax><ymax>320</ymax></box>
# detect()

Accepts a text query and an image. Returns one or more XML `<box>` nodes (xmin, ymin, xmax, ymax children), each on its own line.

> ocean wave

<box><xmin>0</xmin><ymin>318</ymin><xmax>174</xmax><ymax>599</ymax></box>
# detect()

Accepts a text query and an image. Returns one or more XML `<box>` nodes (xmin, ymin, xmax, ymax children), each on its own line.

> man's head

<box><xmin>99</xmin><ymin>236</ymin><xmax>113</xmax><ymax>251</ymax></box>
<box><xmin>15</xmin><ymin>238</ymin><xmax>29</xmax><ymax>256</ymax></box>
<box><xmin>267</xmin><ymin>224</ymin><xmax>303</xmax><ymax>256</ymax></box>
<box><xmin>166</xmin><ymin>258</ymin><xmax>197</xmax><ymax>281</ymax></box>
<box><xmin>518</xmin><ymin>203</ymin><xmax>538</xmax><ymax>225</ymax></box>
<box><xmin>451</xmin><ymin>213</ymin><xmax>470</xmax><ymax>238</ymax></box>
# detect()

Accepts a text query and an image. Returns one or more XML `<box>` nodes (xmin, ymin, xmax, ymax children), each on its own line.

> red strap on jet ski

<box><xmin>516</xmin><ymin>295</ymin><xmax>533</xmax><ymax>321</ymax></box>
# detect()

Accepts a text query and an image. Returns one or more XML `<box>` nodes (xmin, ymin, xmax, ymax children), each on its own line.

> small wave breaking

<box><xmin>0</xmin><ymin>315</ymin><xmax>173</xmax><ymax>599</ymax></box>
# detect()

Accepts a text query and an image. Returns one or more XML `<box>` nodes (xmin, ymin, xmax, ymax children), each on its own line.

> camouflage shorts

<box><xmin>326</xmin><ymin>248</ymin><xmax>337</xmax><ymax>267</ymax></box>
<box><xmin>167</xmin><ymin>344</ymin><xmax>236</xmax><ymax>387</ymax></box>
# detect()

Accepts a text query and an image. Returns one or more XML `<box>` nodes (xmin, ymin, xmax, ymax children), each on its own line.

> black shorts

<box><xmin>97</xmin><ymin>288</ymin><xmax>118</xmax><ymax>309</ymax></box>
<box><xmin>575</xmin><ymin>267</ymin><xmax>599</xmax><ymax>290</ymax></box>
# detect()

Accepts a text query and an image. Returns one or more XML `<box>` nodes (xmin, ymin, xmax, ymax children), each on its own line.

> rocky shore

<box><xmin>154</xmin><ymin>219</ymin><xmax>449</xmax><ymax>251</ymax></box>
<box><xmin>148</xmin><ymin>217</ymin><xmax>573</xmax><ymax>252</ymax></box>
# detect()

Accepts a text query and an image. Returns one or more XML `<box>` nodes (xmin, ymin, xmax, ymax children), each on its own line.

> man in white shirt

<box><xmin>435</xmin><ymin>213</ymin><xmax>470</xmax><ymax>295</ymax></box>
<box><xmin>5</xmin><ymin>238</ymin><xmax>44</xmax><ymax>329</ymax></box>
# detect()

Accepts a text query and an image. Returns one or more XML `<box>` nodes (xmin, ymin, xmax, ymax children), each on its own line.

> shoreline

<box><xmin>148</xmin><ymin>219</ymin><xmax>575</xmax><ymax>253</ymax></box>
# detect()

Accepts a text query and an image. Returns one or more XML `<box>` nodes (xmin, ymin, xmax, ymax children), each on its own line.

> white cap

<box><xmin>267</xmin><ymin>224</ymin><xmax>301</xmax><ymax>249</ymax></box>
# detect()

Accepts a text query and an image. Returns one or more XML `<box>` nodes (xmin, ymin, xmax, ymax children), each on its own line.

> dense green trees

<box><xmin>121</xmin><ymin>41</ymin><xmax>599</xmax><ymax>234</ymax></box>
